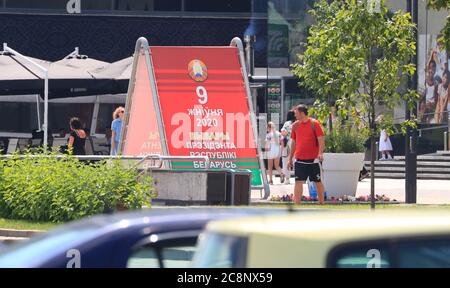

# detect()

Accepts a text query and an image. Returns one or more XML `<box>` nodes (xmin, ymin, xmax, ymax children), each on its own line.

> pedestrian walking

<box><xmin>379</xmin><ymin>129</ymin><xmax>393</xmax><ymax>160</ymax></box>
<box><xmin>67</xmin><ymin>117</ymin><xmax>87</xmax><ymax>156</ymax></box>
<box><xmin>266</xmin><ymin>122</ymin><xmax>284</xmax><ymax>185</ymax></box>
<box><xmin>110</xmin><ymin>106</ymin><xmax>125</xmax><ymax>156</ymax></box>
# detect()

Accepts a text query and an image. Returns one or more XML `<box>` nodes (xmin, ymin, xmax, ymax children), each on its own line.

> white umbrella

<box><xmin>90</xmin><ymin>56</ymin><xmax>133</xmax><ymax>80</ymax></box>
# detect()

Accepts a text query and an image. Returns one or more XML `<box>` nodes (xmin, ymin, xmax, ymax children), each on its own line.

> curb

<box><xmin>0</xmin><ymin>229</ymin><xmax>45</xmax><ymax>238</ymax></box>
<box><xmin>0</xmin><ymin>236</ymin><xmax>28</xmax><ymax>244</ymax></box>
<box><xmin>251</xmin><ymin>201</ymin><xmax>401</xmax><ymax>206</ymax></box>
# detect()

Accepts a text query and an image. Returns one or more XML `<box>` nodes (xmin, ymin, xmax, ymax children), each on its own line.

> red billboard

<box><xmin>150</xmin><ymin>46</ymin><xmax>263</xmax><ymax>186</ymax></box>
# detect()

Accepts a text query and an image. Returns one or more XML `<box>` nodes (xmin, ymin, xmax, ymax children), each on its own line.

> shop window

<box><xmin>48</xmin><ymin>103</ymin><xmax>94</xmax><ymax>134</ymax></box>
<box><xmin>95</xmin><ymin>104</ymin><xmax>124</xmax><ymax>135</ymax></box>
<box><xmin>0</xmin><ymin>102</ymin><xmax>39</xmax><ymax>133</ymax></box>
<box><xmin>4</xmin><ymin>0</ymin><xmax>66</xmax><ymax>9</ymax></box>
<box><xmin>185</xmin><ymin>0</ymin><xmax>251</xmax><ymax>13</ymax></box>
<box><xmin>114</xmin><ymin>0</ymin><xmax>156</xmax><ymax>11</ymax></box>
<box><xmin>83</xmin><ymin>0</ymin><xmax>113</xmax><ymax>10</ymax></box>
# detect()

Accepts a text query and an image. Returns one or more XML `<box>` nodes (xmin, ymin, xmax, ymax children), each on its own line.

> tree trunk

<box><xmin>328</xmin><ymin>113</ymin><xmax>333</xmax><ymax>133</ymax></box>
<box><xmin>370</xmin><ymin>133</ymin><xmax>376</xmax><ymax>210</ymax></box>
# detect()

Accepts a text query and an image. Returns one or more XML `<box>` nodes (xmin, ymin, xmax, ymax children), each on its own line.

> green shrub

<box><xmin>0</xmin><ymin>152</ymin><xmax>155</xmax><ymax>222</ymax></box>
<box><xmin>325</xmin><ymin>128</ymin><xmax>366</xmax><ymax>153</ymax></box>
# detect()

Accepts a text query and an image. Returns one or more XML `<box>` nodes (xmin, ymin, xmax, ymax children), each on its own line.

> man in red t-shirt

<box><xmin>287</xmin><ymin>105</ymin><xmax>326</xmax><ymax>205</ymax></box>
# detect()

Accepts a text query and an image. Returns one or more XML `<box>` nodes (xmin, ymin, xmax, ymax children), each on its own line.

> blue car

<box><xmin>0</xmin><ymin>207</ymin><xmax>306</xmax><ymax>268</ymax></box>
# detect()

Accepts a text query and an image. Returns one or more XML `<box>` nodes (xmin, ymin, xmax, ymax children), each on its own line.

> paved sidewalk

<box><xmin>251</xmin><ymin>177</ymin><xmax>450</xmax><ymax>205</ymax></box>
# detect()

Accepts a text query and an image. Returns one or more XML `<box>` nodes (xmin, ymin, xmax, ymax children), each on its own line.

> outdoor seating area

<box><xmin>0</xmin><ymin>135</ymin><xmax>110</xmax><ymax>155</ymax></box>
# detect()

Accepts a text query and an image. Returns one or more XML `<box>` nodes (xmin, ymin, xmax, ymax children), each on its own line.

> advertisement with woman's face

<box><xmin>418</xmin><ymin>7</ymin><xmax>450</xmax><ymax>125</ymax></box>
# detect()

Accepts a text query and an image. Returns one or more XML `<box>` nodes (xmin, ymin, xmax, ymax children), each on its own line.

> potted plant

<box><xmin>321</xmin><ymin>124</ymin><xmax>366</xmax><ymax>199</ymax></box>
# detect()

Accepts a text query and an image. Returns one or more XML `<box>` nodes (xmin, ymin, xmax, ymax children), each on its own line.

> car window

<box><xmin>329</xmin><ymin>236</ymin><xmax>450</xmax><ymax>268</ymax></box>
<box><xmin>127</xmin><ymin>247</ymin><xmax>160</xmax><ymax>268</ymax></box>
<box><xmin>192</xmin><ymin>233</ymin><xmax>248</xmax><ymax>268</ymax></box>
<box><xmin>127</xmin><ymin>238</ymin><xmax>197</xmax><ymax>268</ymax></box>
<box><xmin>397</xmin><ymin>239</ymin><xmax>450</xmax><ymax>268</ymax></box>
<box><xmin>161</xmin><ymin>246</ymin><xmax>196</xmax><ymax>268</ymax></box>
<box><xmin>328</xmin><ymin>243</ymin><xmax>391</xmax><ymax>268</ymax></box>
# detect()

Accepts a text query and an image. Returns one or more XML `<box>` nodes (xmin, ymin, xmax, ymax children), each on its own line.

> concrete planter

<box><xmin>322</xmin><ymin>153</ymin><xmax>365</xmax><ymax>198</ymax></box>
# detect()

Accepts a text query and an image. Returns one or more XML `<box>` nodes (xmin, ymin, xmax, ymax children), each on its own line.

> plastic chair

<box><xmin>91</xmin><ymin>137</ymin><xmax>110</xmax><ymax>155</ymax></box>
<box><xmin>7</xmin><ymin>138</ymin><xmax>18</xmax><ymax>154</ymax></box>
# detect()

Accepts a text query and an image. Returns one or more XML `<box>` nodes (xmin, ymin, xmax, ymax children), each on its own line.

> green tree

<box><xmin>292</xmin><ymin>0</ymin><xmax>419</xmax><ymax>208</ymax></box>
<box><xmin>428</xmin><ymin>0</ymin><xmax>450</xmax><ymax>51</ymax></box>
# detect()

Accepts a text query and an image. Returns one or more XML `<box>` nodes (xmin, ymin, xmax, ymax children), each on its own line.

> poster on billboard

<box><xmin>150</xmin><ymin>44</ymin><xmax>265</xmax><ymax>188</ymax></box>
<box><xmin>418</xmin><ymin>9</ymin><xmax>450</xmax><ymax>125</ymax></box>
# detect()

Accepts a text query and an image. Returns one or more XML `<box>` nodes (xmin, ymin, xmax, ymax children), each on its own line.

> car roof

<box><xmin>0</xmin><ymin>207</ymin><xmax>316</xmax><ymax>267</ymax></box>
<box><xmin>0</xmin><ymin>207</ymin><xmax>313</xmax><ymax>255</ymax></box>
<box><xmin>205</xmin><ymin>210</ymin><xmax>450</xmax><ymax>242</ymax></box>
<box><xmin>49</xmin><ymin>206</ymin><xmax>309</xmax><ymax>231</ymax></box>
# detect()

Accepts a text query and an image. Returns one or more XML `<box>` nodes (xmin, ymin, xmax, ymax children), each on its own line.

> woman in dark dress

<box><xmin>68</xmin><ymin>117</ymin><xmax>86</xmax><ymax>155</ymax></box>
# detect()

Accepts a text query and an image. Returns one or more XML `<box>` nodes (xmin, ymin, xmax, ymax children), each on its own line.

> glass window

<box><xmin>48</xmin><ymin>103</ymin><xmax>94</xmax><ymax>134</ymax></box>
<box><xmin>331</xmin><ymin>244</ymin><xmax>391</xmax><ymax>268</ymax></box>
<box><xmin>397</xmin><ymin>239</ymin><xmax>450</xmax><ymax>268</ymax></box>
<box><xmin>127</xmin><ymin>247</ymin><xmax>160</xmax><ymax>268</ymax></box>
<box><xmin>253</xmin><ymin>0</ymin><xmax>268</xmax><ymax>13</ymax></box>
<box><xmin>0</xmin><ymin>102</ymin><xmax>39</xmax><ymax>133</ymax></box>
<box><xmin>114</xmin><ymin>0</ymin><xmax>155</xmax><ymax>11</ymax></box>
<box><xmin>329</xmin><ymin>237</ymin><xmax>450</xmax><ymax>268</ymax></box>
<box><xmin>5</xmin><ymin>0</ymin><xmax>65</xmax><ymax>9</ymax></box>
<box><xmin>83</xmin><ymin>0</ymin><xmax>113</xmax><ymax>11</ymax></box>
<box><xmin>127</xmin><ymin>237</ymin><xmax>197</xmax><ymax>268</ymax></box>
<box><xmin>161</xmin><ymin>245</ymin><xmax>196</xmax><ymax>268</ymax></box>
<box><xmin>192</xmin><ymin>233</ymin><xmax>248</xmax><ymax>268</ymax></box>
<box><xmin>96</xmin><ymin>104</ymin><xmax>123</xmax><ymax>135</ymax></box>
<box><xmin>185</xmin><ymin>0</ymin><xmax>251</xmax><ymax>13</ymax></box>
<box><xmin>153</xmin><ymin>0</ymin><xmax>180</xmax><ymax>11</ymax></box>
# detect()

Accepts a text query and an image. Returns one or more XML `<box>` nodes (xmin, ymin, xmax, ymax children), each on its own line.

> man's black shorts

<box><xmin>295</xmin><ymin>159</ymin><xmax>322</xmax><ymax>182</ymax></box>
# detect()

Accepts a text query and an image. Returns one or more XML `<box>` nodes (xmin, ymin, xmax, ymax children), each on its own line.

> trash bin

<box><xmin>206</xmin><ymin>169</ymin><xmax>228</xmax><ymax>205</ymax></box>
<box><xmin>226</xmin><ymin>169</ymin><xmax>252</xmax><ymax>205</ymax></box>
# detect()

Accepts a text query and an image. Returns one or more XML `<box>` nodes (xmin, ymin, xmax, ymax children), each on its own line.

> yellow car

<box><xmin>192</xmin><ymin>210</ymin><xmax>450</xmax><ymax>268</ymax></box>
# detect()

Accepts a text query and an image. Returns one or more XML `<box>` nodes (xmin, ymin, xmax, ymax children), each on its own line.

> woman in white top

<box><xmin>266</xmin><ymin>122</ymin><xmax>284</xmax><ymax>185</ymax></box>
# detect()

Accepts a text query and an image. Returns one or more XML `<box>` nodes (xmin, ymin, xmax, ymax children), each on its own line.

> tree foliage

<box><xmin>292</xmin><ymin>0</ymin><xmax>419</xmax><ymax>137</ymax></box>
<box><xmin>428</xmin><ymin>0</ymin><xmax>450</xmax><ymax>51</ymax></box>
<box><xmin>291</xmin><ymin>0</ymin><xmax>420</xmax><ymax>207</ymax></box>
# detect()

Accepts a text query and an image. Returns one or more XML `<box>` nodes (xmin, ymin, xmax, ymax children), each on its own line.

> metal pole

<box><xmin>2</xmin><ymin>43</ymin><xmax>49</xmax><ymax>146</ymax></box>
<box><xmin>244</xmin><ymin>35</ymin><xmax>256</xmax><ymax>77</ymax></box>
<box><xmin>230</xmin><ymin>37</ymin><xmax>270</xmax><ymax>198</ymax></box>
<box><xmin>444</xmin><ymin>132</ymin><xmax>448</xmax><ymax>151</ymax></box>
<box><xmin>43</xmin><ymin>72</ymin><xmax>49</xmax><ymax>147</ymax></box>
<box><xmin>64</xmin><ymin>47</ymin><xmax>79</xmax><ymax>59</ymax></box>
<box><xmin>405</xmin><ymin>0</ymin><xmax>418</xmax><ymax>204</ymax></box>
<box><xmin>35</xmin><ymin>95</ymin><xmax>41</xmax><ymax>131</ymax></box>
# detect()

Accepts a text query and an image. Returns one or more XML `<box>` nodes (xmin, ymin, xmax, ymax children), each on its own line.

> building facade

<box><xmin>0</xmin><ymin>0</ymin><xmax>449</xmax><ymax>155</ymax></box>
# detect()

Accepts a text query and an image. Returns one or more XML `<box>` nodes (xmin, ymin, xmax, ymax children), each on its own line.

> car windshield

<box><xmin>191</xmin><ymin>232</ymin><xmax>247</xmax><ymax>268</ymax></box>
